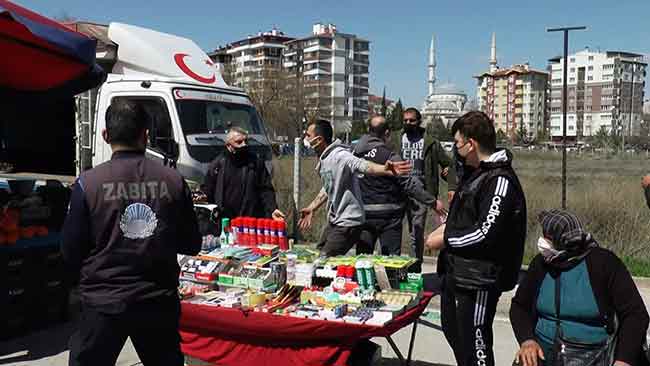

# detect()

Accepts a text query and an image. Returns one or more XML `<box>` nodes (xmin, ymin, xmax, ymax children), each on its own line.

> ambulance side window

<box><xmin>110</xmin><ymin>96</ymin><xmax>174</xmax><ymax>155</ymax></box>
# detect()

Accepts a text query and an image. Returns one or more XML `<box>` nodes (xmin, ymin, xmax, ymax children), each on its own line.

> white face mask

<box><xmin>303</xmin><ymin>136</ymin><xmax>317</xmax><ymax>149</ymax></box>
<box><xmin>537</xmin><ymin>237</ymin><xmax>564</xmax><ymax>263</ymax></box>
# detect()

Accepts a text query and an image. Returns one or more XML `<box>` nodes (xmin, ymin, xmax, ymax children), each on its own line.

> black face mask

<box><xmin>404</xmin><ymin>124</ymin><xmax>422</xmax><ymax>135</ymax></box>
<box><xmin>230</xmin><ymin>145</ymin><xmax>249</xmax><ymax>159</ymax></box>
<box><xmin>453</xmin><ymin>145</ymin><xmax>466</xmax><ymax>180</ymax></box>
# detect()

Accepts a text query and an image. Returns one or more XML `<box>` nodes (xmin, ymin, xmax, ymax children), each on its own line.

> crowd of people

<box><xmin>60</xmin><ymin>98</ymin><xmax>650</xmax><ymax>366</ymax></box>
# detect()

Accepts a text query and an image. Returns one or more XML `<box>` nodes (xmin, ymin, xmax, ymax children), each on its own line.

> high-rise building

<box><xmin>547</xmin><ymin>49</ymin><xmax>647</xmax><ymax>139</ymax></box>
<box><xmin>475</xmin><ymin>33</ymin><xmax>548</xmax><ymax>141</ymax></box>
<box><xmin>209</xmin><ymin>28</ymin><xmax>294</xmax><ymax>88</ymax></box>
<box><xmin>283</xmin><ymin>23</ymin><xmax>370</xmax><ymax>133</ymax></box>
<box><xmin>421</xmin><ymin>34</ymin><xmax>467</xmax><ymax>128</ymax></box>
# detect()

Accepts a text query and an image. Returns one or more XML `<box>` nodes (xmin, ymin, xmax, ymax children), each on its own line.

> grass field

<box><xmin>271</xmin><ymin>150</ymin><xmax>650</xmax><ymax>275</ymax></box>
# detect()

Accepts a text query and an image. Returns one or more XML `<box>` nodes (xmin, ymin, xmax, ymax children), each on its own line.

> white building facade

<box><xmin>283</xmin><ymin>23</ymin><xmax>370</xmax><ymax>133</ymax></box>
<box><xmin>209</xmin><ymin>29</ymin><xmax>293</xmax><ymax>88</ymax></box>
<box><xmin>548</xmin><ymin>49</ymin><xmax>647</xmax><ymax>140</ymax></box>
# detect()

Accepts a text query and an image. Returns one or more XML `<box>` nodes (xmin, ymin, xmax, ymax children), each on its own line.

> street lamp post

<box><xmin>547</xmin><ymin>26</ymin><xmax>587</xmax><ymax>210</ymax></box>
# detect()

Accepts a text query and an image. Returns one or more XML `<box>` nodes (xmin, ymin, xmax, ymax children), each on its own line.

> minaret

<box><xmin>428</xmin><ymin>34</ymin><xmax>436</xmax><ymax>96</ymax></box>
<box><xmin>489</xmin><ymin>32</ymin><xmax>497</xmax><ymax>72</ymax></box>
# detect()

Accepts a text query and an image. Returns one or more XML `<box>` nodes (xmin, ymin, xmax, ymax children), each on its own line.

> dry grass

<box><xmin>272</xmin><ymin>151</ymin><xmax>650</xmax><ymax>270</ymax></box>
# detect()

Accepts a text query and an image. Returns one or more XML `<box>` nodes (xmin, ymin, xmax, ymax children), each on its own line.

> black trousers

<box><xmin>317</xmin><ymin>223</ymin><xmax>363</xmax><ymax>257</ymax></box>
<box><xmin>68</xmin><ymin>295</ymin><xmax>184</xmax><ymax>366</ymax></box>
<box><xmin>357</xmin><ymin>216</ymin><xmax>403</xmax><ymax>255</ymax></box>
<box><xmin>440</xmin><ymin>276</ymin><xmax>501</xmax><ymax>366</ymax></box>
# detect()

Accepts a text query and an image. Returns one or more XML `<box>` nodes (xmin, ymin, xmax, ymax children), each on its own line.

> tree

<box><xmin>496</xmin><ymin>129</ymin><xmax>508</xmax><ymax>145</ymax></box>
<box><xmin>388</xmin><ymin>99</ymin><xmax>404</xmax><ymax>132</ymax></box>
<box><xmin>380</xmin><ymin>87</ymin><xmax>387</xmax><ymax>117</ymax></box>
<box><xmin>388</xmin><ymin>99</ymin><xmax>404</xmax><ymax>149</ymax></box>
<box><xmin>515</xmin><ymin>123</ymin><xmax>528</xmax><ymax>145</ymax></box>
<box><xmin>427</xmin><ymin>116</ymin><xmax>453</xmax><ymax>141</ymax></box>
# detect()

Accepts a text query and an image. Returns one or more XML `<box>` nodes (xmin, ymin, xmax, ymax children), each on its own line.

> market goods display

<box><xmin>179</xmin><ymin>211</ymin><xmax>425</xmax><ymax>327</ymax></box>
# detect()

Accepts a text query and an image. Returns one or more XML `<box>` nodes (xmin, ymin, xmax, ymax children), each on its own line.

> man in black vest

<box><xmin>62</xmin><ymin>99</ymin><xmax>202</xmax><ymax>366</ymax></box>
<box><xmin>203</xmin><ymin>127</ymin><xmax>285</xmax><ymax>221</ymax></box>
<box><xmin>353</xmin><ymin>115</ymin><xmax>439</xmax><ymax>255</ymax></box>
<box><xmin>426</xmin><ymin>111</ymin><xmax>526</xmax><ymax>366</ymax></box>
<box><xmin>400</xmin><ymin>107</ymin><xmax>456</xmax><ymax>272</ymax></box>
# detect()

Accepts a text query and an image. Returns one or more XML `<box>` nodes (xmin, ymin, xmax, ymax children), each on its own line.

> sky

<box><xmin>16</xmin><ymin>0</ymin><xmax>650</xmax><ymax>107</ymax></box>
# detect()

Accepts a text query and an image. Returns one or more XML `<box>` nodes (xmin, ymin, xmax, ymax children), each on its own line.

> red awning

<box><xmin>0</xmin><ymin>0</ymin><xmax>103</xmax><ymax>94</ymax></box>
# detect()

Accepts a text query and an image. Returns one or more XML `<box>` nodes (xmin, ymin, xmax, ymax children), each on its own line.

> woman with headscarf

<box><xmin>510</xmin><ymin>209</ymin><xmax>649</xmax><ymax>366</ymax></box>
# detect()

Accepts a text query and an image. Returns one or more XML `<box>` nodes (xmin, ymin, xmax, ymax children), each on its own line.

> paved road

<box><xmin>0</xmin><ymin>310</ymin><xmax>518</xmax><ymax>366</ymax></box>
<box><xmin>2</xmin><ymin>258</ymin><xmax>647</xmax><ymax>366</ymax></box>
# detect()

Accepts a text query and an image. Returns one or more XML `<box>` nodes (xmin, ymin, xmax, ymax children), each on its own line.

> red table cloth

<box><xmin>180</xmin><ymin>292</ymin><xmax>433</xmax><ymax>366</ymax></box>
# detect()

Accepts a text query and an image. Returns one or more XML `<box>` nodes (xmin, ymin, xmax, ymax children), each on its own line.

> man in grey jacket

<box><xmin>299</xmin><ymin>119</ymin><xmax>411</xmax><ymax>257</ymax></box>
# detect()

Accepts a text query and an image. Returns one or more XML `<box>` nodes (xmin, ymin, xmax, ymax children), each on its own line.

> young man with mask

<box><xmin>425</xmin><ymin>111</ymin><xmax>526</xmax><ymax>366</ymax></box>
<box><xmin>203</xmin><ymin>127</ymin><xmax>285</xmax><ymax>221</ymax></box>
<box><xmin>401</xmin><ymin>107</ymin><xmax>456</xmax><ymax>273</ymax></box>
<box><xmin>62</xmin><ymin>99</ymin><xmax>202</xmax><ymax>366</ymax></box>
<box><xmin>299</xmin><ymin>119</ymin><xmax>411</xmax><ymax>257</ymax></box>
<box><xmin>353</xmin><ymin>115</ymin><xmax>440</xmax><ymax>255</ymax></box>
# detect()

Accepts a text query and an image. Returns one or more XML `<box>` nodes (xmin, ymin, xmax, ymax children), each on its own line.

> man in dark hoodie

<box><xmin>425</xmin><ymin>111</ymin><xmax>526</xmax><ymax>366</ymax></box>
<box><xmin>353</xmin><ymin>115</ymin><xmax>442</xmax><ymax>255</ymax></box>
<box><xmin>401</xmin><ymin>107</ymin><xmax>457</xmax><ymax>272</ymax></box>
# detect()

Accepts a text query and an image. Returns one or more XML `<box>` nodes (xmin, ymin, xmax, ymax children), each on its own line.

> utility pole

<box><xmin>547</xmin><ymin>26</ymin><xmax>587</xmax><ymax>210</ymax></box>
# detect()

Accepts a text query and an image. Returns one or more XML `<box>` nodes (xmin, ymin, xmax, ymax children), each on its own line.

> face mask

<box><xmin>537</xmin><ymin>237</ymin><xmax>564</xmax><ymax>263</ymax></box>
<box><xmin>233</xmin><ymin>145</ymin><xmax>248</xmax><ymax>155</ymax></box>
<box><xmin>404</xmin><ymin>124</ymin><xmax>420</xmax><ymax>135</ymax></box>
<box><xmin>453</xmin><ymin>144</ymin><xmax>466</xmax><ymax>165</ymax></box>
<box><xmin>303</xmin><ymin>136</ymin><xmax>318</xmax><ymax>150</ymax></box>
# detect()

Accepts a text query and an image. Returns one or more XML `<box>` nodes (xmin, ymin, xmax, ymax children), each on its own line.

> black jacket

<box><xmin>441</xmin><ymin>149</ymin><xmax>527</xmax><ymax>292</ymax></box>
<box><xmin>61</xmin><ymin>151</ymin><xmax>202</xmax><ymax>312</ymax></box>
<box><xmin>203</xmin><ymin>151</ymin><xmax>277</xmax><ymax>219</ymax></box>
<box><xmin>353</xmin><ymin>135</ymin><xmax>436</xmax><ymax>219</ymax></box>
<box><xmin>510</xmin><ymin>248</ymin><xmax>649</xmax><ymax>366</ymax></box>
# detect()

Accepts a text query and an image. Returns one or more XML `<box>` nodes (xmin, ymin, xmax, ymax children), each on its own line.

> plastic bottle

<box><xmin>219</xmin><ymin>218</ymin><xmax>231</xmax><ymax>249</ymax></box>
<box><xmin>238</xmin><ymin>217</ymin><xmax>249</xmax><ymax>246</ymax></box>
<box><xmin>277</xmin><ymin>221</ymin><xmax>288</xmax><ymax>250</ymax></box>
<box><xmin>230</xmin><ymin>217</ymin><xmax>239</xmax><ymax>245</ymax></box>
<box><xmin>270</xmin><ymin>220</ymin><xmax>279</xmax><ymax>246</ymax></box>
<box><xmin>228</xmin><ymin>218</ymin><xmax>237</xmax><ymax>246</ymax></box>
<box><xmin>263</xmin><ymin>219</ymin><xmax>272</xmax><ymax>244</ymax></box>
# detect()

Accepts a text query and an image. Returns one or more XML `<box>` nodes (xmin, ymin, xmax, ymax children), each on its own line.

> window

<box><xmin>570</xmin><ymin>57</ymin><xmax>575</xmax><ymax>63</ymax></box>
<box><xmin>569</xmin><ymin>125</ymin><xmax>575</xmax><ymax>131</ymax></box>
<box><xmin>588</xmin><ymin>55</ymin><xmax>594</xmax><ymax>61</ymax></box>
<box><xmin>569</xmin><ymin>77</ymin><xmax>575</xmax><ymax>82</ymax></box>
<box><xmin>111</xmin><ymin>96</ymin><xmax>174</xmax><ymax>156</ymax></box>
<box><xmin>603</xmin><ymin>64</ymin><xmax>614</xmax><ymax>70</ymax></box>
<box><xmin>587</xmin><ymin>76</ymin><xmax>593</xmax><ymax>81</ymax></box>
<box><xmin>570</xmin><ymin>67</ymin><xmax>576</xmax><ymax>73</ymax></box>
<box><xmin>588</xmin><ymin>66</ymin><xmax>594</xmax><ymax>71</ymax></box>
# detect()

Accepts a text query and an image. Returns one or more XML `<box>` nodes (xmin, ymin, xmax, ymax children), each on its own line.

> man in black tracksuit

<box><xmin>353</xmin><ymin>116</ymin><xmax>438</xmax><ymax>255</ymax></box>
<box><xmin>426</xmin><ymin>111</ymin><xmax>526</xmax><ymax>366</ymax></box>
<box><xmin>203</xmin><ymin>127</ymin><xmax>285</xmax><ymax>222</ymax></box>
<box><xmin>62</xmin><ymin>99</ymin><xmax>202</xmax><ymax>366</ymax></box>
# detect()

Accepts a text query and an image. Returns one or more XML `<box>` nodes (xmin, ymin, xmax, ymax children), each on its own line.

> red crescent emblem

<box><xmin>174</xmin><ymin>53</ymin><xmax>216</xmax><ymax>84</ymax></box>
